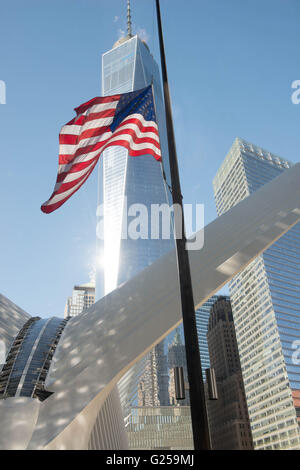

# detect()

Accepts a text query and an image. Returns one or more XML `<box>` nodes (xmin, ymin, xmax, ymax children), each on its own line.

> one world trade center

<box><xmin>95</xmin><ymin>23</ymin><xmax>174</xmax><ymax>428</ymax></box>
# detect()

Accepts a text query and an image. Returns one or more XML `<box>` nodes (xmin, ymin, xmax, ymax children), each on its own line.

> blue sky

<box><xmin>0</xmin><ymin>0</ymin><xmax>299</xmax><ymax>318</ymax></box>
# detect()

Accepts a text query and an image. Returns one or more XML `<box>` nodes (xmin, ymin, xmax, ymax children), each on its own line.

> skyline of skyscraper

<box><xmin>213</xmin><ymin>137</ymin><xmax>300</xmax><ymax>450</ymax></box>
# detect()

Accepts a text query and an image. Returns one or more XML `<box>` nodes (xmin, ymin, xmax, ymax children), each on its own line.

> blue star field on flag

<box><xmin>110</xmin><ymin>85</ymin><xmax>156</xmax><ymax>132</ymax></box>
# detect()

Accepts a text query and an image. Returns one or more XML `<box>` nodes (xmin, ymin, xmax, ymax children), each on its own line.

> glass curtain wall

<box><xmin>213</xmin><ymin>138</ymin><xmax>300</xmax><ymax>450</ymax></box>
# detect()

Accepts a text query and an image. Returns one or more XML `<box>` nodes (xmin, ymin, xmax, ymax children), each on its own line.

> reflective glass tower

<box><xmin>164</xmin><ymin>295</ymin><xmax>218</xmax><ymax>385</ymax></box>
<box><xmin>213</xmin><ymin>138</ymin><xmax>300</xmax><ymax>450</ymax></box>
<box><xmin>96</xmin><ymin>33</ymin><xmax>174</xmax><ymax>424</ymax></box>
<box><xmin>195</xmin><ymin>295</ymin><xmax>219</xmax><ymax>381</ymax></box>
<box><xmin>96</xmin><ymin>35</ymin><xmax>172</xmax><ymax>298</ymax></box>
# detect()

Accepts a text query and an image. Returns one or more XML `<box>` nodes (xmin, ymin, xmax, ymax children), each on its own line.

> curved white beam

<box><xmin>0</xmin><ymin>294</ymin><xmax>31</xmax><ymax>357</ymax></box>
<box><xmin>0</xmin><ymin>163</ymin><xmax>299</xmax><ymax>449</ymax></box>
<box><xmin>21</xmin><ymin>162</ymin><xmax>300</xmax><ymax>450</ymax></box>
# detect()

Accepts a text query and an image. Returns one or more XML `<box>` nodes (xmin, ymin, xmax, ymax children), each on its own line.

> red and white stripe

<box><xmin>41</xmin><ymin>95</ymin><xmax>161</xmax><ymax>213</ymax></box>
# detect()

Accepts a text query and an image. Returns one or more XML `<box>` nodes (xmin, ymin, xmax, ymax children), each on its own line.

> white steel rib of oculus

<box><xmin>1</xmin><ymin>162</ymin><xmax>300</xmax><ymax>450</ymax></box>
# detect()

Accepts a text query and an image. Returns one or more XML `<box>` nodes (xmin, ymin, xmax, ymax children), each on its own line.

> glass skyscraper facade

<box><xmin>0</xmin><ymin>316</ymin><xmax>68</xmax><ymax>401</ymax></box>
<box><xmin>96</xmin><ymin>34</ymin><xmax>174</xmax><ymax>425</ymax></box>
<box><xmin>213</xmin><ymin>137</ymin><xmax>300</xmax><ymax>450</ymax></box>
<box><xmin>195</xmin><ymin>295</ymin><xmax>219</xmax><ymax>380</ymax></box>
<box><xmin>96</xmin><ymin>35</ymin><xmax>172</xmax><ymax>298</ymax></box>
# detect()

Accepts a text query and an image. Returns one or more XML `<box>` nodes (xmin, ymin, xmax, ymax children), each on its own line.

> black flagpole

<box><xmin>155</xmin><ymin>0</ymin><xmax>211</xmax><ymax>450</ymax></box>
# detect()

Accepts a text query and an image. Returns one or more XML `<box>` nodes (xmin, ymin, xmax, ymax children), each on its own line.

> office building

<box><xmin>138</xmin><ymin>341</ymin><xmax>169</xmax><ymax>407</ymax></box>
<box><xmin>206</xmin><ymin>296</ymin><xmax>253</xmax><ymax>449</ymax></box>
<box><xmin>64</xmin><ymin>282</ymin><xmax>95</xmax><ymax>318</ymax></box>
<box><xmin>213</xmin><ymin>137</ymin><xmax>300</xmax><ymax>449</ymax></box>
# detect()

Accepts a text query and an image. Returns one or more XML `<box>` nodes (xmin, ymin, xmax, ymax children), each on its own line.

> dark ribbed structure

<box><xmin>0</xmin><ymin>316</ymin><xmax>69</xmax><ymax>401</ymax></box>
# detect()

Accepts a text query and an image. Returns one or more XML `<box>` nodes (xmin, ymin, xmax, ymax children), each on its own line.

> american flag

<box><xmin>41</xmin><ymin>85</ymin><xmax>161</xmax><ymax>213</ymax></box>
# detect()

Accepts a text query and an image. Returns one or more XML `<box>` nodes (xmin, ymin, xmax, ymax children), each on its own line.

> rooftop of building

<box><xmin>213</xmin><ymin>137</ymin><xmax>292</xmax><ymax>192</ymax></box>
<box><xmin>110</xmin><ymin>33</ymin><xmax>150</xmax><ymax>53</ymax></box>
<box><xmin>73</xmin><ymin>282</ymin><xmax>95</xmax><ymax>291</ymax></box>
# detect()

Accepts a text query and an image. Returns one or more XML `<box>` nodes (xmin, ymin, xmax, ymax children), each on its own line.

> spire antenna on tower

<box><xmin>127</xmin><ymin>0</ymin><xmax>132</xmax><ymax>38</ymax></box>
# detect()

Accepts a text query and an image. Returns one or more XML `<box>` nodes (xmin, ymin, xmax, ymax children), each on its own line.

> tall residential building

<box><xmin>206</xmin><ymin>296</ymin><xmax>253</xmax><ymax>449</ymax></box>
<box><xmin>64</xmin><ymin>282</ymin><xmax>95</xmax><ymax>318</ymax></box>
<box><xmin>96</xmin><ymin>30</ymin><xmax>174</xmax><ymax>424</ymax></box>
<box><xmin>213</xmin><ymin>137</ymin><xmax>300</xmax><ymax>450</ymax></box>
